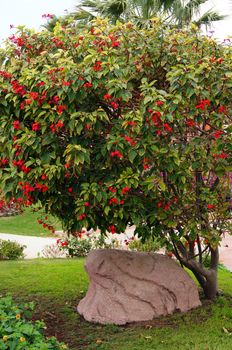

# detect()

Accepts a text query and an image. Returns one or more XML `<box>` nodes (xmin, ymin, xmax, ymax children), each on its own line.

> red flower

<box><xmin>196</xmin><ymin>99</ymin><xmax>210</xmax><ymax>110</ymax></box>
<box><xmin>35</xmin><ymin>81</ymin><xmax>45</xmax><ymax>87</ymax></box>
<box><xmin>156</xmin><ymin>100</ymin><xmax>164</xmax><ymax>106</ymax></box>
<box><xmin>109</xmin><ymin>198</ymin><xmax>118</xmax><ymax>205</ymax></box>
<box><xmin>120</xmin><ymin>200</ymin><xmax>124</xmax><ymax>205</ymax></box>
<box><xmin>213</xmin><ymin>130</ymin><xmax>224</xmax><ymax>139</ymax></box>
<box><xmin>29</xmin><ymin>92</ymin><xmax>39</xmax><ymax>100</ymax></box>
<box><xmin>108</xmin><ymin>186</ymin><xmax>116</xmax><ymax>193</ymax></box>
<box><xmin>20</xmin><ymin>102</ymin><xmax>25</xmax><ymax>110</ymax></box>
<box><xmin>124</xmin><ymin>135</ymin><xmax>137</xmax><ymax>146</ymax></box>
<box><xmin>13</xmin><ymin>121</ymin><xmax>20</xmax><ymax>130</ymax></box>
<box><xmin>110</xmin><ymin>150</ymin><xmax>123</xmax><ymax>158</ymax></box>
<box><xmin>84</xmin><ymin>202</ymin><xmax>90</xmax><ymax>207</ymax></box>
<box><xmin>122</xmin><ymin>187</ymin><xmax>130</xmax><ymax>195</ymax></box>
<box><xmin>57</xmin><ymin>105</ymin><xmax>66</xmax><ymax>114</ymax></box>
<box><xmin>163</xmin><ymin>123</ymin><xmax>172</xmax><ymax>132</ymax></box>
<box><xmin>103</xmin><ymin>93</ymin><xmax>112</xmax><ymax>100</ymax></box>
<box><xmin>217</xmin><ymin>58</ymin><xmax>224</xmax><ymax>64</ymax></box>
<box><xmin>62</xmin><ymin>81</ymin><xmax>71</xmax><ymax>86</ymax></box>
<box><xmin>64</xmin><ymin>163</ymin><xmax>70</xmax><ymax>169</ymax></box>
<box><xmin>112</xmin><ymin>41</ymin><xmax>119</xmax><ymax>47</ymax></box>
<box><xmin>207</xmin><ymin>204</ymin><xmax>215</xmax><ymax>210</ymax></box>
<box><xmin>185</xmin><ymin>119</ymin><xmax>195</xmax><ymax>127</ymax></box>
<box><xmin>41</xmin><ymin>174</ymin><xmax>47</xmax><ymax>180</ymax></box>
<box><xmin>110</xmin><ymin>101</ymin><xmax>119</xmax><ymax>109</ymax></box>
<box><xmin>50</xmin><ymin>124</ymin><xmax>56</xmax><ymax>133</ymax></box>
<box><xmin>56</xmin><ymin>120</ymin><xmax>64</xmax><ymax>128</ymax></box>
<box><xmin>108</xmin><ymin>225</ymin><xmax>116</xmax><ymax>234</ymax></box>
<box><xmin>32</xmin><ymin>122</ymin><xmax>40</xmax><ymax>131</ymax></box>
<box><xmin>163</xmin><ymin>203</ymin><xmax>171</xmax><ymax>211</ymax></box>
<box><xmin>61</xmin><ymin>241</ymin><xmax>68</xmax><ymax>247</ymax></box>
<box><xmin>218</xmin><ymin>105</ymin><xmax>227</xmax><ymax>114</ymax></box>
<box><xmin>126</xmin><ymin>121</ymin><xmax>137</xmax><ymax>126</ymax></box>
<box><xmin>93</xmin><ymin>61</ymin><xmax>102</xmax><ymax>72</ymax></box>
<box><xmin>219</xmin><ymin>152</ymin><xmax>228</xmax><ymax>159</ymax></box>
<box><xmin>79</xmin><ymin>213</ymin><xmax>86</xmax><ymax>220</ymax></box>
<box><xmin>68</xmin><ymin>187</ymin><xmax>73</xmax><ymax>193</ymax></box>
<box><xmin>83</xmin><ymin>82</ymin><xmax>92</xmax><ymax>88</ymax></box>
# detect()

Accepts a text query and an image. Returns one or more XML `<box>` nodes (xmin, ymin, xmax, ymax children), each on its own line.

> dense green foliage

<box><xmin>0</xmin><ymin>19</ymin><xmax>231</xmax><ymax>297</ymax></box>
<box><xmin>0</xmin><ymin>239</ymin><xmax>25</xmax><ymax>260</ymax></box>
<box><xmin>0</xmin><ymin>295</ymin><xmax>67</xmax><ymax>349</ymax></box>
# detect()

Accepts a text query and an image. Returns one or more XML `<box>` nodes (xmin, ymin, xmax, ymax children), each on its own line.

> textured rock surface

<box><xmin>77</xmin><ymin>249</ymin><xmax>201</xmax><ymax>325</ymax></box>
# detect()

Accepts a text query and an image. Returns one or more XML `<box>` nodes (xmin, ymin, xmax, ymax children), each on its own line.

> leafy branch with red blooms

<box><xmin>0</xmin><ymin>18</ymin><xmax>231</xmax><ymax>299</ymax></box>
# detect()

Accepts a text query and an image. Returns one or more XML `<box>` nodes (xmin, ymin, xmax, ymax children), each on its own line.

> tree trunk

<box><xmin>202</xmin><ymin>270</ymin><xmax>218</xmax><ymax>300</ymax></box>
<box><xmin>176</xmin><ymin>245</ymin><xmax>219</xmax><ymax>300</ymax></box>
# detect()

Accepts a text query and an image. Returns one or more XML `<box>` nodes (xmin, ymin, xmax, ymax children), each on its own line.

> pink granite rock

<box><xmin>77</xmin><ymin>249</ymin><xmax>201</xmax><ymax>325</ymax></box>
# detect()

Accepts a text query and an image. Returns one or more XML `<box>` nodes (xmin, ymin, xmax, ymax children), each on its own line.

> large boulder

<box><xmin>77</xmin><ymin>249</ymin><xmax>201</xmax><ymax>325</ymax></box>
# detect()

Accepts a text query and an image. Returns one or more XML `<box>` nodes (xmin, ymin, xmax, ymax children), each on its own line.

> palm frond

<box><xmin>194</xmin><ymin>10</ymin><xmax>227</xmax><ymax>27</ymax></box>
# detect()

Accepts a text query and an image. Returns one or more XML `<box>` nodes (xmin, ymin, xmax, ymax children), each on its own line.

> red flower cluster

<box><xmin>0</xmin><ymin>158</ymin><xmax>8</xmax><ymax>168</ymax></box>
<box><xmin>32</xmin><ymin>122</ymin><xmax>40</xmax><ymax>131</ymax></box>
<box><xmin>109</xmin><ymin>35</ymin><xmax>120</xmax><ymax>48</ymax></box>
<box><xmin>110</xmin><ymin>101</ymin><xmax>119</xmax><ymax>109</ymax></box>
<box><xmin>35</xmin><ymin>183</ymin><xmax>49</xmax><ymax>192</ymax></box>
<box><xmin>0</xmin><ymin>70</ymin><xmax>12</xmax><ymax>79</ymax></box>
<box><xmin>122</xmin><ymin>186</ymin><xmax>130</xmax><ymax>195</ymax></box>
<box><xmin>108</xmin><ymin>225</ymin><xmax>116</xmax><ymax>234</ymax></box>
<box><xmin>57</xmin><ymin>105</ymin><xmax>66</xmax><ymax>114</ymax></box>
<box><xmin>124</xmin><ymin>135</ymin><xmax>137</xmax><ymax>146</ymax></box>
<box><xmin>196</xmin><ymin>99</ymin><xmax>210</xmax><ymax>110</ymax></box>
<box><xmin>156</xmin><ymin>100</ymin><xmax>164</xmax><ymax>106</ymax></box>
<box><xmin>109</xmin><ymin>198</ymin><xmax>118</xmax><ymax>205</ymax></box>
<box><xmin>213</xmin><ymin>130</ymin><xmax>224</xmax><ymax>139</ymax></box>
<box><xmin>79</xmin><ymin>213</ymin><xmax>86</xmax><ymax>220</ymax></box>
<box><xmin>11</xmin><ymin>80</ymin><xmax>26</xmax><ymax>96</ymax></box>
<box><xmin>110</xmin><ymin>150</ymin><xmax>123</xmax><ymax>158</ymax></box>
<box><xmin>218</xmin><ymin>105</ymin><xmax>227</xmax><ymax>114</ymax></box>
<box><xmin>163</xmin><ymin>123</ymin><xmax>172</xmax><ymax>133</ymax></box>
<box><xmin>35</xmin><ymin>81</ymin><xmax>45</xmax><ymax>87</ymax></box>
<box><xmin>38</xmin><ymin>218</ymin><xmax>55</xmax><ymax>234</ymax></box>
<box><xmin>108</xmin><ymin>186</ymin><xmax>117</xmax><ymax>193</ymax></box>
<box><xmin>103</xmin><ymin>93</ymin><xmax>112</xmax><ymax>100</ymax></box>
<box><xmin>213</xmin><ymin>152</ymin><xmax>228</xmax><ymax>159</ymax></box>
<box><xmin>29</xmin><ymin>92</ymin><xmax>39</xmax><ymax>100</ymax></box>
<box><xmin>13</xmin><ymin>159</ymin><xmax>31</xmax><ymax>174</ymax></box>
<box><xmin>83</xmin><ymin>82</ymin><xmax>92</xmax><ymax>88</ymax></box>
<box><xmin>50</xmin><ymin>120</ymin><xmax>64</xmax><ymax>133</ymax></box>
<box><xmin>93</xmin><ymin>61</ymin><xmax>102</xmax><ymax>72</ymax></box>
<box><xmin>52</xmin><ymin>37</ymin><xmax>64</xmax><ymax>48</ymax></box>
<box><xmin>185</xmin><ymin>119</ymin><xmax>195</xmax><ymax>127</ymax></box>
<box><xmin>125</xmin><ymin>121</ymin><xmax>137</xmax><ymax>127</ymax></box>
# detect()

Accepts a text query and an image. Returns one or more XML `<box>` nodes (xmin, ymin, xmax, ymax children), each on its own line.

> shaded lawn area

<box><xmin>0</xmin><ymin>207</ymin><xmax>62</xmax><ymax>236</ymax></box>
<box><xmin>1</xmin><ymin>259</ymin><xmax>232</xmax><ymax>349</ymax></box>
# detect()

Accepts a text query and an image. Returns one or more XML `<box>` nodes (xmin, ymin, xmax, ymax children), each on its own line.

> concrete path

<box><xmin>0</xmin><ymin>231</ymin><xmax>232</xmax><ymax>272</ymax></box>
<box><xmin>218</xmin><ymin>234</ymin><xmax>232</xmax><ymax>271</ymax></box>
<box><xmin>0</xmin><ymin>233</ymin><xmax>58</xmax><ymax>259</ymax></box>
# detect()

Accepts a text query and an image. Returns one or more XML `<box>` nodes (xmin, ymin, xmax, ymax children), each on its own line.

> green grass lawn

<box><xmin>0</xmin><ymin>207</ymin><xmax>62</xmax><ymax>236</ymax></box>
<box><xmin>1</xmin><ymin>258</ymin><xmax>232</xmax><ymax>349</ymax></box>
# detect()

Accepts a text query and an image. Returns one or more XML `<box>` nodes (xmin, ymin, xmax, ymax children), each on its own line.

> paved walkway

<box><xmin>0</xmin><ymin>233</ymin><xmax>58</xmax><ymax>259</ymax></box>
<box><xmin>0</xmin><ymin>231</ymin><xmax>232</xmax><ymax>271</ymax></box>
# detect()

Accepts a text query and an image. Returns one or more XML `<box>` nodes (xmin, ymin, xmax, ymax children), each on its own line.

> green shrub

<box><xmin>0</xmin><ymin>295</ymin><xmax>68</xmax><ymax>349</ymax></box>
<box><xmin>0</xmin><ymin>240</ymin><xmax>25</xmax><ymax>260</ymax></box>
<box><xmin>128</xmin><ymin>237</ymin><xmax>164</xmax><ymax>252</ymax></box>
<box><xmin>57</xmin><ymin>236</ymin><xmax>92</xmax><ymax>257</ymax></box>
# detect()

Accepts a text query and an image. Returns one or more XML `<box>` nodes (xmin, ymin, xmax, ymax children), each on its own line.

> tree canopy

<box><xmin>0</xmin><ymin>19</ymin><xmax>231</xmax><ymax>298</ymax></box>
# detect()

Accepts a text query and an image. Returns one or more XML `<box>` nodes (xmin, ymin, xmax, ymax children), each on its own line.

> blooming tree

<box><xmin>0</xmin><ymin>19</ymin><xmax>231</xmax><ymax>299</ymax></box>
